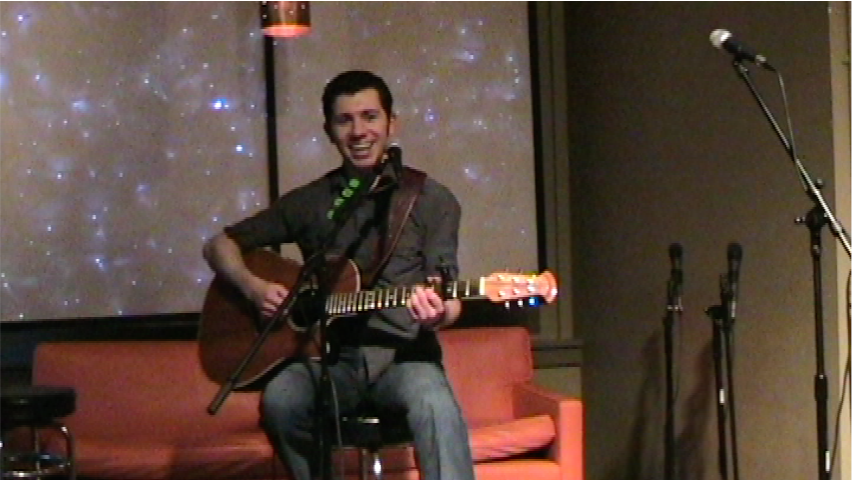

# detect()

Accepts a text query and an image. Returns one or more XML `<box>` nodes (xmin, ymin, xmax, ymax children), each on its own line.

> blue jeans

<box><xmin>261</xmin><ymin>349</ymin><xmax>476</xmax><ymax>480</ymax></box>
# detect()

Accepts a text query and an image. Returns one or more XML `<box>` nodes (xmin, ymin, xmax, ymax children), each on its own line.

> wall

<box><xmin>560</xmin><ymin>3</ymin><xmax>848</xmax><ymax>480</ymax></box>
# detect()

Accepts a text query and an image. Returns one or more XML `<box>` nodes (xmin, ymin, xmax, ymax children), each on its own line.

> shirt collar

<box><xmin>332</xmin><ymin>159</ymin><xmax>399</xmax><ymax>194</ymax></box>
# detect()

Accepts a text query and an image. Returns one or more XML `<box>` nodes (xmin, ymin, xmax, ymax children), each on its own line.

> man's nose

<box><xmin>351</xmin><ymin>118</ymin><xmax>367</xmax><ymax>137</ymax></box>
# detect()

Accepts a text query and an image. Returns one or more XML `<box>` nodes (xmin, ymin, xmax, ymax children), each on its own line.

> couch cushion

<box><xmin>64</xmin><ymin>415</ymin><xmax>554</xmax><ymax>480</ymax></box>
<box><xmin>470</xmin><ymin>414</ymin><xmax>555</xmax><ymax>460</ymax></box>
<box><xmin>65</xmin><ymin>433</ymin><xmax>283</xmax><ymax>480</ymax></box>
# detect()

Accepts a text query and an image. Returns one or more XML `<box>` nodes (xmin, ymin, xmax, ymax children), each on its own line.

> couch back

<box><xmin>32</xmin><ymin>326</ymin><xmax>533</xmax><ymax>443</ymax></box>
<box><xmin>34</xmin><ymin>340</ymin><xmax>263</xmax><ymax>444</ymax></box>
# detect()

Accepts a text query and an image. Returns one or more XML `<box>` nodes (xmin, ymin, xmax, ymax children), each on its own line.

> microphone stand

<box><xmin>705</xmin><ymin>273</ymin><xmax>741</xmax><ymax>480</ymax></box>
<box><xmin>206</xmin><ymin>175</ymin><xmax>375</xmax><ymax>480</ymax></box>
<box><xmin>801</xmin><ymin>206</ymin><xmax>831</xmax><ymax>480</ymax></box>
<box><xmin>731</xmin><ymin>59</ymin><xmax>851</xmax><ymax>480</ymax></box>
<box><xmin>663</xmin><ymin>277</ymin><xmax>680</xmax><ymax>480</ymax></box>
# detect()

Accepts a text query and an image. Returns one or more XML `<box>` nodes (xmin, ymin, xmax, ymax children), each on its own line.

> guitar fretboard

<box><xmin>325</xmin><ymin>279</ymin><xmax>484</xmax><ymax>315</ymax></box>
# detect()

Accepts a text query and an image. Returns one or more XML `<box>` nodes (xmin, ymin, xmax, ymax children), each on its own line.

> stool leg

<box><xmin>0</xmin><ymin>434</ymin><xmax>6</xmax><ymax>480</ymax></box>
<box><xmin>359</xmin><ymin>448</ymin><xmax>369</xmax><ymax>480</ymax></box>
<box><xmin>371</xmin><ymin>451</ymin><xmax>382</xmax><ymax>480</ymax></box>
<box><xmin>32</xmin><ymin>427</ymin><xmax>42</xmax><ymax>473</ymax></box>
<box><xmin>59</xmin><ymin>424</ymin><xmax>75</xmax><ymax>480</ymax></box>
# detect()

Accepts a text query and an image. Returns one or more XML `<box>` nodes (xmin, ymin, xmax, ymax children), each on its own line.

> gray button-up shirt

<box><xmin>224</xmin><ymin>164</ymin><xmax>461</xmax><ymax>379</ymax></box>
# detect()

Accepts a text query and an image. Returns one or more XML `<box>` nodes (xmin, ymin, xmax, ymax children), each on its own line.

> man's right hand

<box><xmin>248</xmin><ymin>278</ymin><xmax>290</xmax><ymax>319</ymax></box>
<box><xmin>203</xmin><ymin>233</ymin><xmax>291</xmax><ymax>319</ymax></box>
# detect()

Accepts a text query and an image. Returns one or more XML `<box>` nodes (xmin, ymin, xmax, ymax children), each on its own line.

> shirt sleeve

<box><xmin>421</xmin><ymin>179</ymin><xmax>461</xmax><ymax>282</ymax></box>
<box><xmin>223</xmin><ymin>186</ymin><xmax>311</xmax><ymax>251</ymax></box>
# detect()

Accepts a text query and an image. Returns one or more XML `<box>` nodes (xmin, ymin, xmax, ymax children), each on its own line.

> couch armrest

<box><xmin>513</xmin><ymin>382</ymin><xmax>583</xmax><ymax>480</ymax></box>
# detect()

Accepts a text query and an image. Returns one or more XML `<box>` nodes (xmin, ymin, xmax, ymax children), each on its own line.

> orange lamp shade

<box><xmin>260</xmin><ymin>1</ymin><xmax>310</xmax><ymax>38</ymax></box>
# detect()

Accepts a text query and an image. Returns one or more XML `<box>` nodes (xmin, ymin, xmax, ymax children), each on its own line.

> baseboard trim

<box><xmin>532</xmin><ymin>338</ymin><xmax>583</xmax><ymax>368</ymax></box>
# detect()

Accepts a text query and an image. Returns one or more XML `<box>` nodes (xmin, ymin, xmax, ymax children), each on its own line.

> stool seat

<box><xmin>1</xmin><ymin>386</ymin><xmax>76</xmax><ymax>430</ymax></box>
<box><xmin>337</xmin><ymin>407</ymin><xmax>412</xmax><ymax>449</ymax></box>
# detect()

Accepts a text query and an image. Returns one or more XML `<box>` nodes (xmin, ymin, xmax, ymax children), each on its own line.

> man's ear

<box><xmin>388</xmin><ymin>113</ymin><xmax>398</xmax><ymax>137</ymax></box>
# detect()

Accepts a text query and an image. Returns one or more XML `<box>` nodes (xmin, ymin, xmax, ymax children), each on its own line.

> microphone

<box><xmin>386</xmin><ymin>144</ymin><xmax>401</xmax><ymax>162</ymax></box>
<box><xmin>726</xmin><ymin>242</ymin><xmax>743</xmax><ymax>320</ymax></box>
<box><xmin>668</xmin><ymin>243</ymin><xmax>683</xmax><ymax>311</ymax></box>
<box><xmin>386</xmin><ymin>144</ymin><xmax>403</xmax><ymax>179</ymax></box>
<box><xmin>709</xmin><ymin>29</ymin><xmax>776</xmax><ymax>71</ymax></box>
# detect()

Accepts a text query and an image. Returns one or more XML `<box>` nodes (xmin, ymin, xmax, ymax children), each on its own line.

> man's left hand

<box><xmin>408</xmin><ymin>284</ymin><xmax>446</xmax><ymax>328</ymax></box>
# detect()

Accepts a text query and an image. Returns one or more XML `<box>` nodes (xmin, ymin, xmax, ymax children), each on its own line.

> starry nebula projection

<box><xmin>0</xmin><ymin>2</ymin><xmax>536</xmax><ymax>321</ymax></box>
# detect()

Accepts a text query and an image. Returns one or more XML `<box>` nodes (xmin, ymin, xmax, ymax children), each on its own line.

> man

<box><xmin>202</xmin><ymin>70</ymin><xmax>476</xmax><ymax>480</ymax></box>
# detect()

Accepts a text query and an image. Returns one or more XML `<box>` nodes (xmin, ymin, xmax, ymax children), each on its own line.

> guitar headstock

<box><xmin>482</xmin><ymin>271</ymin><xmax>558</xmax><ymax>306</ymax></box>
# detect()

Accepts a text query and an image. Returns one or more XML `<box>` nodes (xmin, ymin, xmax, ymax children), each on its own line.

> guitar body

<box><xmin>197</xmin><ymin>249</ymin><xmax>360</xmax><ymax>389</ymax></box>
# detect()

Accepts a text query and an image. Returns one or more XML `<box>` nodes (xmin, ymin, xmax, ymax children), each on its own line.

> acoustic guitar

<box><xmin>197</xmin><ymin>249</ymin><xmax>558</xmax><ymax>388</ymax></box>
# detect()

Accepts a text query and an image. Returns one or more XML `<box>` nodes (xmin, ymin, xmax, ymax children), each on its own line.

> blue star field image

<box><xmin>0</xmin><ymin>2</ymin><xmax>536</xmax><ymax>321</ymax></box>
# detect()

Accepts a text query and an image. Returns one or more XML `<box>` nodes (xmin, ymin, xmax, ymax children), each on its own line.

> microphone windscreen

<box><xmin>709</xmin><ymin>29</ymin><xmax>731</xmax><ymax>49</ymax></box>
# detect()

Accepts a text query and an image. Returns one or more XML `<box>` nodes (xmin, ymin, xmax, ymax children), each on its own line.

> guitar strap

<box><xmin>361</xmin><ymin>166</ymin><xmax>426</xmax><ymax>289</ymax></box>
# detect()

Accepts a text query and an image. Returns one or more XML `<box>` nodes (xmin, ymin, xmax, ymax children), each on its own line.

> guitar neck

<box><xmin>326</xmin><ymin>279</ymin><xmax>484</xmax><ymax>315</ymax></box>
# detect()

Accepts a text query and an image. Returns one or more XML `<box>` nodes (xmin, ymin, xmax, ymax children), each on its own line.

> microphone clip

<box><xmin>666</xmin><ymin>243</ymin><xmax>684</xmax><ymax>314</ymax></box>
<box><xmin>666</xmin><ymin>279</ymin><xmax>683</xmax><ymax>313</ymax></box>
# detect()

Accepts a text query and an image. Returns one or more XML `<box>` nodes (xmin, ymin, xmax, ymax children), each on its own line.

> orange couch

<box><xmin>33</xmin><ymin>326</ymin><xmax>583</xmax><ymax>480</ymax></box>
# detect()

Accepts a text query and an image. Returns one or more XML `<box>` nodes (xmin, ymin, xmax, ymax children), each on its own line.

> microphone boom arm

<box><xmin>731</xmin><ymin>61</ymin><xmax>851</xmax><ymax>257</ymax></box>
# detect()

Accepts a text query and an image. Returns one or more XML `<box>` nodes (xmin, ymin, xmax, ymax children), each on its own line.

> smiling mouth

<box><xmin>349</xmin><ymin>144</ymin><xmax>374</xmax><ymax>160</ymax></box>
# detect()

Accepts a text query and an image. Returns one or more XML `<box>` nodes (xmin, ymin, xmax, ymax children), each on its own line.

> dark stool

<box><xmin>1</xmin><ymin>386</ymin><xmax>76</xmax><ymax>480</ymax></box>
<box><xmin>332</xmin><ymin>407</ymin><xmax>413</xmax><ymax>480</ymax></box>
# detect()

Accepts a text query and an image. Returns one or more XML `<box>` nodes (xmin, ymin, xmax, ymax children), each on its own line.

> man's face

<box><xmin>327</xmin><ymin>88</ymin><xmax>396</xmax><ymax>169</ymax></box>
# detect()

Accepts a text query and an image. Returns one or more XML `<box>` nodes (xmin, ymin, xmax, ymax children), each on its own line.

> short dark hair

<box><xmin>322</xmin><ymin>70</ymin><xmax>394</xmax><ymax>126</ymax></box>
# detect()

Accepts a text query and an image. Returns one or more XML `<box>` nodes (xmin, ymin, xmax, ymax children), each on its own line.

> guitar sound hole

<box><xmin>289</xmin><ymin>287</ymin><xmax>325</xmax><ymax>331</ymax></box>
